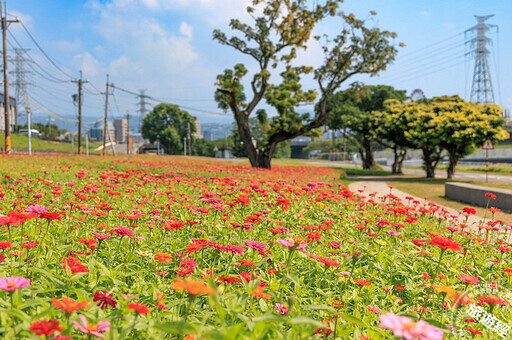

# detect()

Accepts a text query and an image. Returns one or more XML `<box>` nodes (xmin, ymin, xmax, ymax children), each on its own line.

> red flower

<box><xmin>429</xmin><ymin>236</ymin><xmax>461</xmax><ymax>252</ymax></box>
<box><xmin>29</xmin><ymin>319</ymin><xmax>62</xmax><ymax>336</ymax></box>
<box><xmin>353</xmin><ymin>279</ymin><xmax>371</xmax><ymax>286</ymax></box>
<box><xmin>61</xmin><ymin>256</ymin><xmax>88</xmax><ymax>273</ymax></box>
<box><xmin>465</xmin><ymin>327</ymin><xmax>483</xmax><ymax>335</ymax></box>
<box><xmin>39</xmin><ymin>212</ymin><xmax>62</xmax><ymax>221</ymax></box>
<box><xmin>485</xmin><ymin>192</ymin><xmax>497</xmax><ymax>200</ymax></box>
<box><xmin>462</xmin><ymin>207</ymin><xmax>476</xmax><ymax>215</ymax></box>
<box><xmin>0</xmin><ymin>241</ymin><xmax>12</xmax><ymax>249</ymax></box>
<box><xmin>93</xmin><ymin>290</ymin><xmax>117</xmax><ymax>310</ymax></box>
<box><xmin>21</xmin><ymin>241</ymin><xmax>39</xmax><ymax>249</ymax></box>
<box><xmin>128</xmin><ymin>302</ymin><xmax>150</xmax><ymax>314</ymax></box>
<box><xmin>411</xmin><ymin>239</ymin><xmax>426</xmax><ymax>247</ymax></box>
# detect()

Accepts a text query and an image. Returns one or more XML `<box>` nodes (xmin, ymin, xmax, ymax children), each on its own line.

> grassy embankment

<box><xmin>0</xmin><ymin>133</ymin><xmax>104</xmax><ymax>154</ymax></box>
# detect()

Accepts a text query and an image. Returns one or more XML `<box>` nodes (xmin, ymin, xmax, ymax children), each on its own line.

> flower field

<box><xmin>0</xmin><ymin>155</ymin><xmax>511</xmax><ymax>339</ymax></box>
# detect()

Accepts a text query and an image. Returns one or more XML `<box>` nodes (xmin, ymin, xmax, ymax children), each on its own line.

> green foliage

<box><xmin>141</xmin><ymin>103</ymin><xmax>197</xmax><ymax>155</ymax></box>
<box><xmin>18</xmin><ymin>123</ymin><xmax>67</xmax><ymax>140</ymax></box>
<box><xmin>324</xmin><ymin>84</ymin><xmax>406</xmax><ymax>169</ymax></box>
<box><xmin>192</xmin><ymin>138</ymin><xmax>216</xmax><ymax>157</ymax></box>
<box><xmin>213</xmin><ymin>0</ymin><xmax>399</xmax><ymax>168</ymax></box>
<box><xmin>382</xmin><ymin>95</ymin><xmax>509</xmax><ymax>178</ymax></box>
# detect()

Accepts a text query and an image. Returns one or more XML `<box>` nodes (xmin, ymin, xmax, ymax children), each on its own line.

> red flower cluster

<box><xmin>61</xmin><ymin>256</ymin><xmax>88</xmax><ymax>273</ymax></box>
<box><xmin>428</xmin><ymin>236</ymin><xmax>461</xmax><ymax>252</ymax></box>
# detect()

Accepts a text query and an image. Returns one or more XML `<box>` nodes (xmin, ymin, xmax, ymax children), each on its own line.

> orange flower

<box><xmin>154</xmin><ymin>252</ymin><xmax>173</xmax><ymax>263</ymax></box>
<box><xmin>172</xmin><ymin>277</ymin><xmax>215</xmax><ymax>296</ymax></box>
<box><xmin>52</xmin><ymin>296</ymin><xmax>89</xmax><ymax>315</ymax></box>
<box><xmin>251</xmin><ymin>286</ymin><xmax>271</xmax><ymax>300</ymax></box>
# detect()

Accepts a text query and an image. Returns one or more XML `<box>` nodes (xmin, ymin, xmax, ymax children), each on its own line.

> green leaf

<box><xmin>340</xmin><ymin>313</ymin><xmax>369</xmax><ymax>329</ymax></box>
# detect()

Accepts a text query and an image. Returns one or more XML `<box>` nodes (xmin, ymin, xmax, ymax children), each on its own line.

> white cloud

<box><xmin>53</xmin><ymin>38</ymin><xmax>83</xmax><ymax>53</ymax></box>
<box><xmin>180</xmin><ymin>22</ymin><xmax>193</xmax><ymax>39</ymax></box>
<box><xmin>71</xmin><ymin>52</ymin><xmax>103</xmax><ymax>77</ymax></box>
<box><xmin>420</xmin><ymin>10</ymin><xmax>431</xmax><ymax>17</ymax></box>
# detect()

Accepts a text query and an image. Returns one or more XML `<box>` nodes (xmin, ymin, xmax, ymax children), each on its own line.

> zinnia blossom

<box><xmin>72</xmin><ymin>315</ymin><xmax>110</xmax><ymax>338</ymax></box>
<box><xmin>172</xmin><ymin>277</ymin><xmax>215</xmax><ymax>296</ymax></box>
<box><xmin>29</xmin><ymin>319</ymin><xmax>62</xmax><ymax>336</ymax></box>
<box><xmin>277</xmin><ymin>239</ymin><xmax>306</xmax><ymax>250</ymax></box>
<box><xmin>113</xmin><ymin>226</ymin><xmax>134</xmax><ymax>237</ymax></box>
<box><xmin>379</xmin><ymin>312</ymin><xmax>444</xmax><ymax>340</ymax></box>
<box><xmin>0</xmin><ymin>276</ymin><xmax>30</xmax><ymax>291</ymax></box>
<box><xmin>52</xmin><ymin>296</ymin><xmax>89</xmax><ymax>315</ymax></box>
<box><xmin>93</xmin><ymin>290</ymin><xmax>117</xmax><ymax>310</ymax></box>
<box><xmin>128</xmin><ymin>302</ymin><xmax>150</xmax><ymax>314</ymax></box>
<box><xmin>459</xmin><ymin>273</ymin><xmax>479</xmax><ymax>285</ymax></box>
<box><xmin>154</xmin><ymin>252</ymin><xmax>173</xmax><ymax>263</ymax></box>
<box><xmin>429</xmin><ymin>236</ymin><xmax>461</xmax><ymax>252</ymax></box>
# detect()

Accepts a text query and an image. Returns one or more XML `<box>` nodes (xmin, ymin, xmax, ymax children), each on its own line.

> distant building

<box><xmin>0</xmin><ymin>93</ymin><xmax>17</xmax><ymax>133</ymax></box>
<box><xmin>88</xmin><ymin>121</ymin><xmax>115</xmax><ymax>142</ymax></box>
<box><xmin>113</xmin><ymin>119</ymin><xmax>129</xmax><ymax>143</ymax></box>
<box><xmin>203</xmin><ymin>130</ymin><xmax>213</xmax><ymax>141</ymax></box>
<box><xmin>193</xmin><ymin>117</ymin><xmax>201</xmax><ymax>139</ymax></box>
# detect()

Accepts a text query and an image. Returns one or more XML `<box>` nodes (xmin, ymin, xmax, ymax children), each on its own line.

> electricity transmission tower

<box><xmin>465</xmin><ymin>15</ymin><xmax>498</xmax><ymax>104</ymax></box>
<box><xmin>11</xmin><ymin>48</ymin><xmax>32</xmax><ymax>125</ymax></box>
<box><xmin>136</xmin><ymin>89</ymin><xmax>149</xmax><ymax>133</ymax></box>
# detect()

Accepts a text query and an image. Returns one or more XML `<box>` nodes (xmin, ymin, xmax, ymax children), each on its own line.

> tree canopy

<box><xmin>141</xmin><ymin>103</ymin><xmax>196</xmax><ymax>155</ymax></box>
<box><xmin>381</xmin><ymin>96</ymin><xmax>509</xmax><ymax>178</ymax></box>
<box><xmin>325</xmin><ymin>84</ymin><xmax>407</xmax><ymax>170</ymax></box>
<box><xmin>214</xmin><ymin>0</ymin><xmax>398</xmax><ymax>169</ymax></box>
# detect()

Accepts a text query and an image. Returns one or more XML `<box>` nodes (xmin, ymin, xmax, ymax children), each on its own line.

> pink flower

<box><xmin>72</xmin><ymin>315</ymin><xmax>110</xmax><ymax>338</ymax></box>
<box><xmin>277</xmin><ymin>239</ymin><xmax>306</xmax><ymax>250</ymax></box>
<box><xmin>367</xmin><ymin>305</ymin><xmax>381</xmax><ymax>314</ymax></box>
<box><xmin>379</xmin><ymin>312</ymin><xmax>443</xmax><ymax>340</ymax></box>
<box><xmin>274</xmin><ymin>303</ymin><xmax>289</xmax><ymax>315</ymax></box>
<box><xmin>0</xmin><ymin>276</ymin><xmax>30</xmax><ymax>292</ymax></box>
<box><xmin>113</xmin><ymin>226</ymin><xmax>134</xmax><ymax>237</ymax></box>
<box><xmin>92</xmin><ymin>233</ymin><xmax>111</xmax><ymax>241</ymax></box>
<box><xmin>243</xmin><ymin>240</ymin><xmax>267</xmax><ymax>252</ymax></box>
<box><xmin>26</xmin><ymin>205</ymin><xmax>47</xmax><ymax>214</ymax></box>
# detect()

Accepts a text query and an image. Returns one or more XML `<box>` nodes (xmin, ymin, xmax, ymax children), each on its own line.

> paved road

<box><xmin>112</xmin><ymin>142</ymin><xmax>142</xmax><ymax>155</ymax></box>
<box><xmin>307</xmin><ymin>160</ymin><xmax>512</xmax><ymax>184</ymax></box>
<box><xmin>399</xmin><ymin>167</ymin><xmax>512</xmax><ymax>185</ymax></box>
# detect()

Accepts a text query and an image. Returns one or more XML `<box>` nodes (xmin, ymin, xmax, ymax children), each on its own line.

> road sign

<box><xmin>482</xmin><ymin>139</ymin><xmax>494</xmax><ymax>150</ymax></box>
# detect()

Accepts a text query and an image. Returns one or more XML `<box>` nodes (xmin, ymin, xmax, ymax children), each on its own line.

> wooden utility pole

<box><xmin>71</xmin><ymin>71</ymin><xmax>87</xmax><ymax>155</ymax></box>
<box><xmin>102</xmin><ymin>74</ymin><xmax>109</xmax><ymax>156</ymax></box>
<box><xmin>1</xmin><ymin>2</ymin><xmax>18</xmax><ymax>154</ymax></box>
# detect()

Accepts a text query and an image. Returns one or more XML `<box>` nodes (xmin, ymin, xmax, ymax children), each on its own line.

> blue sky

<box><xmin>8</xmin><ymin>0</ymin><xmax>512</xmax><ymax>130</ymax></box>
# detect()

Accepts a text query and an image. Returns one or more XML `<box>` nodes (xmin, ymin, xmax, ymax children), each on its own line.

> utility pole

<box><xmin>26</xmin><ymin>105</ymin><xmax>31</xmax><ymax>155</ymax></box>
<box><xmin>1</xmin><ymin>2</ymin><xmax>19</xmax><ymax>154</ymax></box>
<box><xmin>102</xmin><ymin>74</ymin><xmax>109</xmax><ymax>156</ymax></box>
<box><xmin>187</xmin><ymin>122</ymin><xmax>191</xmax><ymax>156</ymax></box>
<box><xmin>126</xmin><ymin>111</ymin><xmax>130</xmax><ymax>155</ymax></box>
<box><xmin>465</xmin><ymin>15</ymin><xmax>498</xmax><ymax>104</ymax></box>
<box><xmin>71</xmin><ymin>71</ymin><xmax>87</xmax><ymax>155</ymax></box>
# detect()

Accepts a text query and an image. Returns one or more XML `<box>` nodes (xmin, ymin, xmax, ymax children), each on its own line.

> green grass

<box><xmin>0</xmin><ymin>133</ymin><xmax>104</xmax><ymax>154</ymax></box>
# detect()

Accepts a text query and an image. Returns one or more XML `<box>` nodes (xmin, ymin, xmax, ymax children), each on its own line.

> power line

<box><xmin>18</xmin><ymin>19</ymin><xmax>74</xmax><ymax>80</ymax></box>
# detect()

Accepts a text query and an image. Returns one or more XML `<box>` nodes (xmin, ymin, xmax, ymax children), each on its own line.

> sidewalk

<box><xmin>348</xmin><ymin>179</ymin><xmax>488</xmax><ymax>228</ymax></box>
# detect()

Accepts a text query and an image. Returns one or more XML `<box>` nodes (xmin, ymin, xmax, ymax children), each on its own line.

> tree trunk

<box><xmin>422</xmin><ymin>148</ymin><xmax>436</xmax><ymax>178</ymax></box>
<box><xmin>361</xmin><ymin>142</ymin><xmax>376</xmax><ymax>170</ymax></box>
<box><xmin>392</xmin><ymin>148</ymin><xmax>407</xmax><ymax>174</ymax></box>
<box><xmin>447</xmin><ymin>155</ymin><xmax>458</xmax><ymax>179</ymax></box>
<box><xmin>256</xmin><ymin>142</ymin><xmax>278</xmax><ymax>170</ymax></box>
